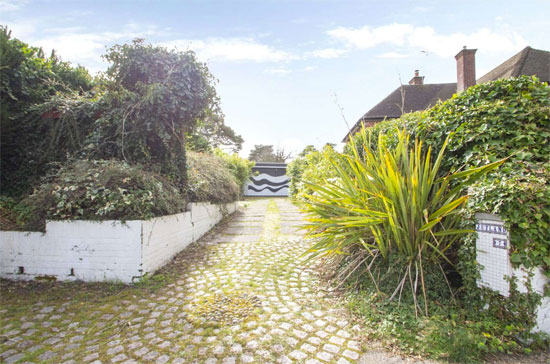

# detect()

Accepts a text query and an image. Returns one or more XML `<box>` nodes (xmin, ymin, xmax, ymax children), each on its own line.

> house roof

<box><xmin>343</xmin><ymin>46</ymin><xmax>550</xmax><ymax>142</ymax></box>
<box><xmin>342</xmin><ymin>83</ymin><xmax>456</xmax><ymax>142</ymax></box>
<box><xmin>477</xmin><ymin>46</ymin><xmax>550</xmax><ymax>84</ymax></box>
<box><xmin>359</xmin><ymin>83</ymin><xmax>457</xmax><ymax>121</ymax></box>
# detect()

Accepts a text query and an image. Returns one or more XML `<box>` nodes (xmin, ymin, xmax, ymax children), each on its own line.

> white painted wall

<box><xmin>142</xmin><ymin>202</ymin><xmax>236</xmax><ymax>274</ymax></box>
<box><xmin>475</xmin><ymin>213</ymin><xmax>550</xmax><ymax>333</ymax></box>
<box><xmin>0</xmin><ymin>202</ymin><xmax>237</xmax><ymax>284</ymax></box>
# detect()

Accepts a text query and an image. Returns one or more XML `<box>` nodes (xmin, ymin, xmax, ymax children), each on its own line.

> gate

<box><xmin>244</xmin><ymin>162</ymin><xmax>289</xmax><ymax>197</ymax></box>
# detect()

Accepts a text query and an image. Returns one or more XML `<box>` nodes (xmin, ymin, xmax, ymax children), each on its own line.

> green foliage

<box><xmin>248</xmin><ymin>144</ymin><xmax>292</xmax><ymax>162</ymax></box>
<box><xmin>346</xmin><ymin>273</ymin><xmax>547</xmax><ymax>363</ymax></box>
<box><xmin>214</xmin><ymin>149</ymin><xmax>255</xmax><ymax>191</ymax></box>
<box><xmin>186</xmin><ymin>151</ymin><xmax>240</xmax><ymax>203</ymax></box>
<box><xmin>303</xmin><ymin>128</ymin><xmax>503</xmax><ymax>314</ymax></box>
<box><xmin>287</xmin><ymin>145</ymin><xmax>336</xmax><ymax>201</ymax></box>
<box><xmin>83</xmin><ymin>39</ymin><xmax>221</xmax><ymax>190</ymax></box>
<box><xmin>0</xmin><ymin>26</ymin><xmax>94</xmax><ymax>196</ymax></box>
<box><xmin>467</xmin><ymin>170</ymin><xmax>550</xmax><ymax>270</ymax></box>
<box><xmin>186</xmin><ymin>112</ymin><xmax>244</xmax><ymax>153</ymax></box>
<box><xmin>16</xmin><ymin>160</ymin><xmax>186</xmax><ymax>230</ymax></box>
<box><xmin>348</xmin><ymin>76</ymin><xmax>550</xmax><ymax>274</ymax></box>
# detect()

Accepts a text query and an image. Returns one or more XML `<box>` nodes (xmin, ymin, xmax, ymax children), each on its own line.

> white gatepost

<box><xmin>475</xmin><ymin>213</ymin><xmax>550</xmax><ymax>333</ymax></box>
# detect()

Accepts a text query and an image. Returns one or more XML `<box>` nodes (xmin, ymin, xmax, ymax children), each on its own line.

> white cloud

<box><xmin>308</xmin><ymin>47</ymin><xmax>347</xmax><ymax>59</ymax></box>
<box><xmin>377</xmin><ymin>52</ymin><xmax>409</xmax><ymax>59</ymax></box>
<box><xmin>327</xmin><ymin>23</ymin><xmax>527</xmax><ymax>57</ymax></box>
<box><xmin>7</xmin><ymin>23</ymin><xmax>170</xmax><ymax>73</ymax></box>
<box><xmin>265</xmin><ymin>67</ymin><xmax>291</xmax><ymax>75</ymax></box>
<box><xmin>328</xmin><ymin>23</ymin><xmax>413</xmax><ymax>49</ymax></box>
<box><xmin>0</xmin><ymin>0</ymin><xmax>26</xmax><ymax>12</ymax></box>
<box><xmin>163</xmin><ymin>38</ymin><xmax>294</xmax><ymax>63</ymax></box>
<box><xmin>304</xmin><ymin>66</ymin><xmax>315</xmax><ymax>71</ymax></box>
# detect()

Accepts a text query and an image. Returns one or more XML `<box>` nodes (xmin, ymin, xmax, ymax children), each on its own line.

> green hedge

<box><xmin>4</xmin><ymin>152</ymin><xmax>245</xmax><ymax>231</ymax></box>
<box><xmin>14</xmin><ymin>160</ymin><xmax>187</xmax><ymax>230</ymax></box>
<box><xmin>187</xmin><ymin>151</ymin><xmax>240</xmax><ymax>203</ymax></box>
<box><xmin>349</xmin><ymin>76</ymin><xmax>550</xmax><ymax>273</ymax></box>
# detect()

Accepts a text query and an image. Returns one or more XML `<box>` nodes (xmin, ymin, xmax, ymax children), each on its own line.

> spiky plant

<box><xmin>302</xmin><ymin>127</ymin><xmax>505</xmax><ymax>315</ymax></box>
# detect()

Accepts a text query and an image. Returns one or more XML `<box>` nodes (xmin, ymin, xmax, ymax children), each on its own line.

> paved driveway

<box><xmin>4</xmin><ymin>198</ymin><xmax>544</xmax><ymax>364</ymax></box>
<box><xmin>1</xmin><ymin>198</ymin><xmax>366</xmax><ymax>364</ymax></box>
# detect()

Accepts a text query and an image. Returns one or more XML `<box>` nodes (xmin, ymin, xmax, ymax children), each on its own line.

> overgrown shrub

<box><xmin>187</xmin><ymin>151</ymin><xmax>240</xmax><ymax>203</ymax></box>
<box><xmin>16</xmin><ymin>160</ymin><xmax>186</xmax><ymax>230</ymax></box>
<box><xmin>348</xmin><ymin>76</ymin><xmax>550</xmax><ymax>274</ymax></box>
<box><xmin>287</xmin><ymin>145</ymin><xmax>337</xmax><ymax>202</ymax></box>
<box><xmin>0</xmin><ymin>26</ymin><xmax>94</xmax><ymax>196</ymax></box>
<box><xmin>214</xmin><ymin>149</ymin><xmax>255</xmax><ymax>191</ymax></box>
<box><xmin>303</xmin><ymin>128</ymin><xmax>503</xmax><ymax>313</ymax></box>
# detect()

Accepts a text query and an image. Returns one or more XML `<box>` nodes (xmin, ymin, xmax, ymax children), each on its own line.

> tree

<box><xmin>248</xmin><ymin>145</ymin><xmax>292</xmax><ymax>163</ymax></box>
<box><xmin>84</xmin><ymin>39</ymin><xmax>221</xmax><ymax>190</ymax></box>
<box><xmin>248</xmin><ymin>145</ymin><xmax>275</xmax><ymax>162</ymax></box>
<box><xmin>273</xmin><ymin>147</ymin><xmax>292</xmax><ymax>163</ymax></box>
<box><xmin>298</xmin><ymin>145</ymin><xmax>317</xmax><ymax>157</ymax></box>
<box><xmin>0</xmin><ymin>26</ymin><xmax>94</xmax><ymax>196</ymax></box>
<box><xmin>186</xmin><ymin>111</ymin><xmax>244</xmax><ymax>153</ymax></box>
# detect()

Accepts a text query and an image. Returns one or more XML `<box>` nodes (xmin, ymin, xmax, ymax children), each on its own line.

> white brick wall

<box><xmin>142</xmin><ymin>202</ymin><xmax>237</xmax><ymax>274</ymax></box>
<box><xmin>475</xmin><ymin>212</ymin><xmax>550</xmax><ymax>333</ymax></box>
<box><xmin>0</xmin><ymin>202</ymin><xmax>237</xmax><ymax>283</ymax></box>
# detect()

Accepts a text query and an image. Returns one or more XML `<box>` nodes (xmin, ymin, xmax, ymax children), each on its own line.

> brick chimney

<box><xmin>408</xmin><ymin>70</ymin><xmax>424</xmax><ymax>85</ymax></box>
<box><xmin>455</xmin><ymin>47</ymin><xmax>477</xmax><ymax>92</ymax></box>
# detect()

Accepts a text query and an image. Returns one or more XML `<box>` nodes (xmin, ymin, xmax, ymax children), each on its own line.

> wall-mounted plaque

<box><xmin>493</xmin><ymin>238</ymin><xmax>508</xmax><ymax>249</ymax></box>
<box><xmin>475</xmin><ymin>223</ymin><xmax>508</xmax><ymax>235</ymax></box>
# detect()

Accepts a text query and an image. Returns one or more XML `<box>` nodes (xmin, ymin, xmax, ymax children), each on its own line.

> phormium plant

<box><xmin>302</xmin><ymin>127</ymin><xmax>505</xmax><ymax>315</ymax></box>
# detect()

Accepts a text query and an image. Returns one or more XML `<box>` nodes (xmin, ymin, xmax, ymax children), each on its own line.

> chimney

<box><xmin>455</xmin><ymin>47</ymin><xmax>477</xmax><ymax>92</ymax></box>
<box><xmin>408</xmin><ymin>70</ymin><xmax>424</xmax><ymax>85</ymax></box>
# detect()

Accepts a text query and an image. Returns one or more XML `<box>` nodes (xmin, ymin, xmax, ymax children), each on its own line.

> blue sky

<box><xmin>2</xmin><ymin>0</ymin><xmax>549</xmax><ymax>157</ymax></box>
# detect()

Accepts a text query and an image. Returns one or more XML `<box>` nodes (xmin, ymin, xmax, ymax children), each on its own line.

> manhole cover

<box><xmin>188</xmin><ymin>291</ymin><xmax>262</xmax><ymax>327</ymax></box>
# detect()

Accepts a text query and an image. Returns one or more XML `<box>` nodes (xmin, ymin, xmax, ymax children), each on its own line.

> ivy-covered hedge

<box><xmin>2</xmin><ymin>152</ymin><xmax>246</xmax><ymax>231</ymax></box>
<box><xmin>15</xmin><ymin>160</ymin><xmax>187</xmax><ymax>230</ymax></box>
<box><xmin>350</xmin><ymin>76</ymin><xmax>550</xmax><ymax>274</ymax></box>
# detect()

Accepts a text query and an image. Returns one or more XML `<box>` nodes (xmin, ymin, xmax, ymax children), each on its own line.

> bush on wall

<box><xmin>15</xmin><ymin>160</ymin><xmax>187</xmax><ymax>231</ymax></box>
<box><xmin>214</xmin><ymin>149</ymin><xmax>255</xmax><ymax>192</ymax></box>
<box><xmin>187</xmin><ymin>151</ymin><xmax>240</xmax><ymax>204</ymax></box>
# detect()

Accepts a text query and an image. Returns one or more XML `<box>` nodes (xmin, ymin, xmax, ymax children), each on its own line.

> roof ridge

<box><xmin>512</xmin><ymin>46</ymin><xmax>532</xmax><ymax>77</ymax></box>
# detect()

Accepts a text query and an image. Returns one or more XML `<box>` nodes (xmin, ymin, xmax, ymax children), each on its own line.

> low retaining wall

<box><xmin>476</xmin><ymin>213</ymin><xmax>550</xmax><ymax>333</ymax></box>
<box><xmin>0</xmin><ymin>202</ymin><xmax>237</xmax><ymax>283</ymax></box>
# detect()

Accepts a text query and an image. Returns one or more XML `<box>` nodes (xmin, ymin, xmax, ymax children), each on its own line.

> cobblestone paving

<box><xmin>4</xmin><ymin>198</ymin><xmax>545</xmax><ymax>364</ymax></box>
<box><xmin>1</xmin><ymin>198</ymin><xmax>367</xmax><ymax>364</ymax></box>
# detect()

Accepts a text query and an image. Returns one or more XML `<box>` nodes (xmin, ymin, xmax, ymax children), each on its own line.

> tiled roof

<box><xmin>343</xmin><ymin>46</ymin><xmax>550</xmax><ymax>142</ymax></box>
<box><xmin>342</xmin><ymin>83</ymin><xmax>456</xmax><ymax>142</ymax></box>
<box><xmin>358</xmin><ymin>83</ymin><xmax>456</xmax><ymax>121</ymax></box>
<box><xmin>477</xmin><ymin>46</ymin><xmax>550</xmax><ymax>84</ymax></box>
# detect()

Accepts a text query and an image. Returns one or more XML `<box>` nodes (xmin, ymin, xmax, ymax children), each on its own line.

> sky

<box><xmin>2</xmin><ymin>0</ymin><xmax>549</xmax><ymax>158</ymax></box>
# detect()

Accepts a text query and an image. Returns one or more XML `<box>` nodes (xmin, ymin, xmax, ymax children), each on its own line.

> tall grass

<box><xmin>302</xmin><ymin>127</ymin><xmax>504</xmax><ymax>315</ymax></box>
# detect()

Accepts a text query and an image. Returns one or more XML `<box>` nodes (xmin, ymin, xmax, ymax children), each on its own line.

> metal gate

<box><xmin>244</xmin><ymin>162</ymin><xmax>289</xmax><ymax>197</ymax></box>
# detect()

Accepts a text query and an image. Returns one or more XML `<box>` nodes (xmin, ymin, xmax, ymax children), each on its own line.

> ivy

<box><xmin>349</xmin><ymin>76</ymin><xmax>550</xmax><ymax>275</ymax></box>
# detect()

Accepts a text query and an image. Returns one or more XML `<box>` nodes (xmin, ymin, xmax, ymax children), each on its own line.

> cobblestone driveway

<box><xmin>1</xmin><ymin>198</ymin><xmax>368</xmax><ymax>364</ymax></box>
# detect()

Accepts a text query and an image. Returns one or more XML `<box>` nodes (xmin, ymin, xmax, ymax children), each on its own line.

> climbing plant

<box><xmin>348</xmin><ymin>76</ymin><xmax>550</xmax><ymax>274</ymax></box>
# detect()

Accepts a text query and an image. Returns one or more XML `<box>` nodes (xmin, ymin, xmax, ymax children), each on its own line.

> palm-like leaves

<box><xmin>302</xmin><ymin>127</ymin><xmax>504</xmax><ymax>315</ymax></box>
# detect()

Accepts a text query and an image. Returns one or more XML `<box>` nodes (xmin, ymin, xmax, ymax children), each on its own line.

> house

<box><xmin>342</xmin><ymin>46</ymin><xmax>550</xmax><ymax>142</ymax></box>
